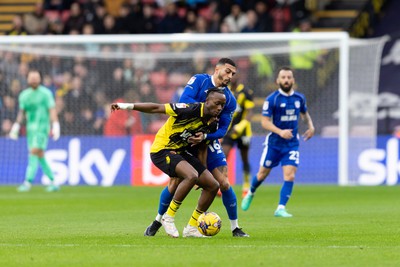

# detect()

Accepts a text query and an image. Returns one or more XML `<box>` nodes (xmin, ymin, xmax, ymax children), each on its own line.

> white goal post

<box><xmin>0</xmin><ymin>33</ymin><xmax>386</xmax><ymax>185</ymax></box>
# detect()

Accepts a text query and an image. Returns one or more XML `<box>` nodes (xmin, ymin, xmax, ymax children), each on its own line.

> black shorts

<box><xmin>221</xmin><ymin>136</ymin><xmax>250</xmax><ymax>149</ymax></box>
<box><xmin>150</xmin><ymin>149</ymin><xmax>206</xmax><ymax>178</ymax></box>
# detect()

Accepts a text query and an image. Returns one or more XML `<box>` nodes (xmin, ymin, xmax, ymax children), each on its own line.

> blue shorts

<box><xmin>259</xmin><ymin>144</ymin><xmax>299</xmax><ymax>168</ymax></box>
<box><xmin>206</xmin><ymin>139</ymin><xmax>227</xmax><ymax>171</ymax></box>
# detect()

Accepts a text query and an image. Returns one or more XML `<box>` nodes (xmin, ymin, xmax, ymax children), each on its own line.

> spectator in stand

<box><xmin>194</xmin><ymin>16</ymin><xmax>209</xmax><ymax>33</ymax></box>
<box><xmin>215</xmin><ymin>0</ymin><xmax>234</xmax><ymax>20</ymax></box>
<box><xmin>126</xmin><ymin>0</ymin><xmax>144</xmax><ymax>34</ymax></box>
<box><xmin>47</xmin><ymin>18</ymin><xmax>64</xmax><ymax>35</ymax></box>
<box><xmin>241</xmin><ymin>9</ymin><xmax>259</xmax><ymax>33</ymax></box>
<box><xmin>86</xmin><ymin>2</ymin><xmax>107</xmax><ymax>34</ymax></box>
<box><xmin>254</xmin><ymin>1</ymin><xmax>273</xmax><ymax>32</ymax></box>
<box><xmin>44</xmin><ymin>0</ymin><xmax>72</xmax><ymax>11</ymax></box>
<box><xmin>223</xmin><ymin>4</ymin><xmax>248</xmax><ymax>33</ymax></box>
<box><xmin>104</xmin><ymin>90</ymin><xmax>143</xmax><ymax>136</ymax></box>
<box><xmin>82</xmin><ymin>23</ymin><xmax>100</xmax><ymax>53</ymax></box>
<box><xmin>63</xmin><ymin>2</ymin><xmax>86</xmax><ymax>34</ymax></box>
<box><xmin>1</xmin><ymin>95</ymin><xmax>18</xmax><ymax>136</ymax></box>
<box><xmin>76</xmin><ymin>106</ymin><xmax>96</xmax><ymax>135</ymax></box>
<box><xmin>140</xmin><ymin>4</ymin><xmax>158</xmax><ymax>34</ymax></box>
<box><xmin>208</xmin><ymin>12</ymin><xmax>222</xmax><ymax>33</ymax></box>
<box><xmin>138</xmin><ymin>82</ymin><xmax>157</xmax><ymax>129</ymax></box>
<box><xmin>115</xmin><ymin>3</ymin><xmax>131</xmax><ymax>34</ymax></box>
<box><xmin>122</xmin><ymin>58</ymin><xmax>135</xmax><ymax>84</ymax></box>
<box><xmin>0</xmin><ymin>70</ymin><xmax>9</xmax><ymax>99</ymax></box>
<box><xmin>183</xmin><ymin>8</ymin><xmax>198</xmax><ymax>32</ymax></box>
<box><xmin>92</xmin><ymin>90</ymin><xmax>107</xmax><ymax>135</ymax></box>
<box><xmin>8</xmin><ymin>79</ymin><xmax>23</xmax><ymax>101</ymax></box>
<box><xmin>157</xmin><ymin>2</ymin><xmax>185</xmax><ymax>33</ymax></box>
<box><xmin>270</xmin><ymin>0</ymin><xmax>294</xmax><ymax>32</ymax></box>
<box><xmin>107</xmin><ymin>67</ymin><xmax>128</xmax><ymax>100</ymax></box>
<box><xmin>102</xmin><ymin>14</ymin><xmax>118</xmax><ymax>34</ymax></box>
<box><xmin>219</xmin><ymin>21</ymin><xmax>232</xmax><ymax>33</ymax></box>
<box><xmin>0</xmin><ymin>52</ymin><xmax>19</xmax><ymax>83</ymax></box>
<box><xmin>6</xmin><ymin>15</ymin><xmax>28</xmax><ymax>35</ymax></box>
<box><xmin>23</xmin><ymin>1</ymin><xmax>49</xmax><ymax>35</ymax></box>
<box><xmin>64</xmin><ymin>76</ymin><xmax>94</xmax><ymax>118</ymax></box>
<box><xmin>189</xmin><ymin>50</ymin><xmax>212</xmax><ymax>74</ymax></box>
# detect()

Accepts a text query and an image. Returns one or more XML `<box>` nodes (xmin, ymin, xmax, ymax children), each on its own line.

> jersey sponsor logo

<box><xmin>187</xmin><ymin>76</ymin><xmax>196</xmax><ymax>85</ymax></box>
<box><xmin>180</xmin><ymin>129</ymin><xmax>192</xmax><ymax>140</ymax></box>
<box><xmin>263</xmin><ymin>101</ymin><xmax>269</xmax><ymax>110</ymax></box>
<box><xmin>295</xmin><ymin>101</ymin><xmax>300</xmax><ymax>108</ymax></box>
<box><xmin>281</xmin><ymin>115</ymin><xmax>297</xmax><ymax>121</ymax></box>
<box><xmin>175</xmin><ymin>103</ymin><xmax>188</xmax><ymax>108</ymax></box>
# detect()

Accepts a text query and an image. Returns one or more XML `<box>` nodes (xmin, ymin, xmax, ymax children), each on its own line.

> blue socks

<box><xmin>222</xmin><ymin>186</ymin><xmax>237</xmax><ymax>220</ymax></box>
<box><xmin>249</xmin><ymin>175</ymin><xmax>263</xmax><ymax>194</ymax></box>
<box><xmin>158</xmin><ymin>186</ymin><xmax>173</xmax><ymax>216</ymax></box>
<box><xmin>279</xmin><ymin>181</ymin><xmax>294</xmax><ymax>206</ymax></box>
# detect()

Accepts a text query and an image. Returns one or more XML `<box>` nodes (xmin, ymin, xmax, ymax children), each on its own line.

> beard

<box><xmin>218</xmin><ymin>74</ymin><xmax>229</xmax><ymax>87</ymax></box>
<box><xmin>279</xmin><ymin>82</ymin><xmax>293</xmax><ymax>93</ymax></box>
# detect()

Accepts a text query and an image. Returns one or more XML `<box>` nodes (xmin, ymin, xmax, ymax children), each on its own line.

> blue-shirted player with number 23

<box><xmin>242</xmin><ymin>66</ymin><xmax>315</xmax><ymax>217</ymax></box>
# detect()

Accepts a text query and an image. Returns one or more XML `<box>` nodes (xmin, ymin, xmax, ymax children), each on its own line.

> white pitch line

<box><xmin>0</xmin><ymin>243</ymin><xmax>393</xmax><ymax>249</ymax></box>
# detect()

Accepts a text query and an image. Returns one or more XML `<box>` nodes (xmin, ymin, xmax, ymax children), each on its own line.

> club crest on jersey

<box><xmin>295</xmin><ymin>101</ymin><xmax>300</xmax><ymax>108</ymax></box>
<box><xmin>175</xmin><ymin>103</ymin><xmax>188</xmax><ymax>108</ymax></box>
<box><xmin>280</xmin><ymin>103</ymin><xmax>286</xmax><ymax>107</ymax></box>
<box><xmin>187</xmin><ymin>76</ymin><xmax>196</xmax><ymax>85</ymax></box>
<box><xmin>265</xmin><ymin>160</ymin><xmax>272</xmax><ymax>167</ymax></box>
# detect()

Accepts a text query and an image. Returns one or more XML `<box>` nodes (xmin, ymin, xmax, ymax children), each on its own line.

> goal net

<box><xmin>0</xmin><ymin>33</ymin><xmax>387</xmax><ymax>185</ymax></box>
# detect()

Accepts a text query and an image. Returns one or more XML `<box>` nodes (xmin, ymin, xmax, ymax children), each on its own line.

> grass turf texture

<box><xmin>0</xmin><ymin>185</ymin><xmax>399</xmax><ymax>267</ymax></box>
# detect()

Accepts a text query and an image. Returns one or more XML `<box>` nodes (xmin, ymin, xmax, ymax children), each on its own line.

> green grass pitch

<box><xmin>0</xmin><ymin>185</ymin><xmax>399</xmax><ymax>267</ymax></box>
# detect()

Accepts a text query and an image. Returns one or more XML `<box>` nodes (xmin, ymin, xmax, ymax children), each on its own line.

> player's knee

<box><xmin>219</xmin><ymin>180</ymin><xmax>230</xmax><ymax>191</ymax></box>
<box><xmin>168</xmin><ymin>178</ymin><xmax>180</xmax><ymax>192</ymax></box>
<box><xmin>284</xmin><ymin>175</ymin><xmax>295</xmax><ymax>182</ymax></box>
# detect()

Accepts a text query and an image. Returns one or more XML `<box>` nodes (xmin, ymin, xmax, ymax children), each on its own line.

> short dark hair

<box><xmin>206</xmin><ymin>87</ymin><xmax>225</xmax><ymax>98</ymax></box>
<box><xmin>276</xmin><ymin>66</ymin><xmax>294</xmax><ymax>78</ymax></box>
<box><xmin>216</xmin><ymin>58</ymin><xmax>236</xmax><ymax>67</ymax></box>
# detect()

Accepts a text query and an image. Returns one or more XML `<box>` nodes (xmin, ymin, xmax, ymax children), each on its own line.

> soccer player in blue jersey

<box><xmin>112</xmin><ymin>88</ymin><xmax>225</xmax><ymax>238</ymax></box>
<box><xmin>241</xmin><ymin>66</ymin><xmax>315</xmax><ymax>217</ymax></box>
<box><xmin>145</xmin><ymin>58</ymin><xmax>249</xmax><ymax>237</ymax></box>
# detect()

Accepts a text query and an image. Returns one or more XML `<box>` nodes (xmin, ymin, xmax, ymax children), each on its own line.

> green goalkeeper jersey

<box><xmin>18</xmin><ymin>85</ymin><xmax>55</xmax><ymax>134</ymax></box>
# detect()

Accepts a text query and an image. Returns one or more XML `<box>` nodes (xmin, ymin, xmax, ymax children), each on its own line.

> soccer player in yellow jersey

<box><xmin>9</xmin><ymin>70</ymin><xmax>60</xmax><ymax>192</ymax></box>
<box><xmin>222</xmin><ymin>78</ymin><xmax>255</xmax><ymax>198</ymax></box>
<box><xmin>111</xmin><ymin>87</ymin><xmax>226</xmax><ymax>238</ymax></box>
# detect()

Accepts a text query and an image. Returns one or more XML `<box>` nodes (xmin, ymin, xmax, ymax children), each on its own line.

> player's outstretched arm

<box><xmin>111</xmin><ymin>102</ymin><xmax>166</xmax><ymax>114</ymax></box>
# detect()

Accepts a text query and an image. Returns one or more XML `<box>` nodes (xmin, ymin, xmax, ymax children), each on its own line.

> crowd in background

<box><xmin>1</xmin><ymin>0</ymin><xmax>312</xmax><ymax>136</ymax></box>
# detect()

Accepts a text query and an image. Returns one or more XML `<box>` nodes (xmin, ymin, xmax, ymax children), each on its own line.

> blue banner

<box><xmin>1</xmin><ymin>135</ymin><xmax>399</xmax><ymax>186</ymax></box>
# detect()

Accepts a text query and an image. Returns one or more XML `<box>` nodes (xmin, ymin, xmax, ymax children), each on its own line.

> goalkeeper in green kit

<box><xmin>9</xmin><ymin>70</ymin><xmax>60</xmax><ymax>192</ymax></box>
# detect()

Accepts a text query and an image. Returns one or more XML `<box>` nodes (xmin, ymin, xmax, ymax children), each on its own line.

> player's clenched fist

<box><xmin>111</xmin><ymin>103</ymin><xmax>134</xmax><ymax>112</ymax></box>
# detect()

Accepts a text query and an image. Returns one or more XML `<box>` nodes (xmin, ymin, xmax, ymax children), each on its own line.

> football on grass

<box><xmin>197</xmin><ymin>211</ymin><xmax>222</xmax><ymax>236</ymax></box>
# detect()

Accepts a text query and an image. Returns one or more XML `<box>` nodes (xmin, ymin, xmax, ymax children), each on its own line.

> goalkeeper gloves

<box><xmin>9</xmin><ymin>123</ymin><xmax>20</xmax><ymax>140</ymax></box>
<box><xmin>52</xmin><ymin>121</ymin><xmax>60</xmax><ymax>141</ymax></box>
